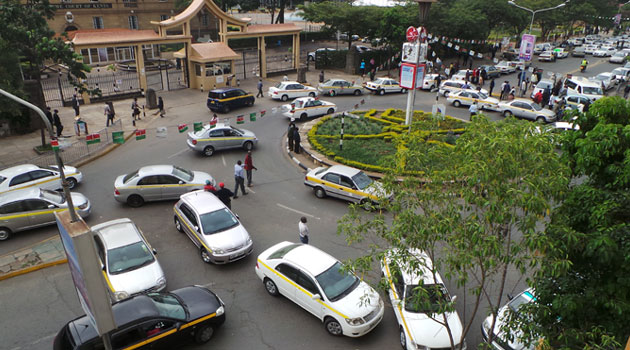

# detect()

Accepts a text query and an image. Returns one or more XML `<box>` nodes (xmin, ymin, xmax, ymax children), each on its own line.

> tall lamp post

<box><xmin>508</xmin><ymin>0</ymin><xmax>571</xmax><ymax>34</ymax></box>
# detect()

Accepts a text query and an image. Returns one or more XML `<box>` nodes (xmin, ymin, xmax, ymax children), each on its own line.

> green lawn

<box><xmin>316</xmin><ymin>138</ymin><xmax>396</xmax><ymax>168</ymax></box>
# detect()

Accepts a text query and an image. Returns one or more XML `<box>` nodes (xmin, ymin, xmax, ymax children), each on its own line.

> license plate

<box><xmin>230</xmin><ymin>252</ymin><xmax>244</xmax><ymax>259</ymax></box>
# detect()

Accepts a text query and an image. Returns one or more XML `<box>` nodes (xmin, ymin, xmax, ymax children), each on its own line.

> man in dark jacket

<box><xmin>542</xmin><ymin>88</ymin><xmax>551</xmax><ymax>109</ymax></box>
<box><xmin>288</xmin><ymin>122</ymin><xmax>296</xmax><ymax>151</ymax></box>
<box><xmin>293</xmin><ymin>126</ymin><xmax>301</xmax><ymax>154</ymax></box>
<box><xmin>215</xmin><ymin>182</ymin><xmax>234</xmax><ymax>209</ymax></box>
<box><xmin>53</xmin><ymin>109</ymin><xmax>63</xmax><ymax>137</ymax></box>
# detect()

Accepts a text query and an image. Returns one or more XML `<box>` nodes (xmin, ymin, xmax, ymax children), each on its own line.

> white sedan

<box><xmin>590</xmin><ymin>72</ymin><xmax>616</xmax><ymax>90</ymax></box>
<box><xmin>282</xmin><ymin>97</ymin><xmax>337</xmax><ymax>121</ymax></box>
<box><xmin>447</xmin><ymin>89</ymin><xmax>500</xmax><ymax>111</ymax></box>
<box><xmin>268</xmin><ymin>81</ymin><xmax>318</xmax><ymax>101</ymax></box>
<box><xmin>538</xmin><ymin>51</ymin><xmax>556</xmax><ymax>62</ymax></box>
<box><xmin>255</xmin><ymin>241</ymin><xmax>385</xmax><ymax>337</ymax></box>
<box><xmin>365</xmin><ymin>78</ymin><xmax>406</xmax><ymax>95</ymax></box>
<box><xmin>593</xmin><ymin>47</ymin><xmax>616</xmax><ymax>57</ymax></box>
<box><xmin>382</xmin><ymin>249</ymin><xmax>466</xmax><ymax>350</ymax></box>
<box><xmin>0</xmin><ymin>164</ymin><xmax>83</xmax><ymax>194</ymax></box>
<box><xmin>439</xmin><ymin>80</ymin><xmax>487</xmax><ymax>97</ymax></box>
<box><xmin>495</xmin><ymin>61</ymin><xmax>516</xmax><ymax>74</ymax></box>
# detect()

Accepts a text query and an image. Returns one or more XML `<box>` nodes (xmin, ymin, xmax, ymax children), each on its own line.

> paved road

<box><xmin>0</xmin><ymin>54</ymin><xmax>618</xmax><ymax>350</ymax></box>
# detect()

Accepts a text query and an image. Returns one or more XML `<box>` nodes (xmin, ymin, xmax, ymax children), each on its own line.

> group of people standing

<box><xmin>287</xmin><ymin>122</ymin><xmax>301</xmax><ymax>153</ymax></box>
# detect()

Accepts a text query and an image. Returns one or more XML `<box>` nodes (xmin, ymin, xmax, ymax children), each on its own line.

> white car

<box><xmin>420</xmin><ymin>74</ymin><xmax>446</xmax><ymax>90</ymax></box>
<box><xmin>611</xmin><ymin>67</ymin><xmax>630</xmax><ymax>82</ymax></box>
<box><xmin>583</xmin><ymin>45</ymin><xmax>599</xmax><ymax>55</ymax></box>
<box><xmin>495</xmin><ymin>61</ymin><xmax>516</xmax><ymax>74</ymax></box>
<box><xmin>304</xmin><ymin>164</ymin><xmax>389</xmax><ymax>207</ymax></box>
<box><xmin>307</xmin><ymin>48</ymin><xmax>336</xmax><ymax>61</ymax></box>
<box><xmin>590</xmin><ymin>72</ymin><xmax>616</xmax><ymax>90</ymax></box>
<box><xmin>0</xmin><ymin>164</ymin><xmax>82</xmax><ymax>194</ymax></box>
<box><xmin>447</xmin><ymin>89</ymin><xmax>500</xmax><ymax>111</ymax></box>
<box><xmin>282</xmin><ymin>97</ymin><xmax>337</xmax><ymax>121</ymax></box>
<box><xmin>382</xmin><ymin>249</ymin><xmax>466</xmax><ymax>350</ymax></box>
<box><xmin>498</xmin><ymin>99</ymin><xmax>557</xmax><ymax>123</ymax></box>
<box><xmin>538</xmin><ymin>51</ymin><xmax>556</xmax><ymax>62</ymax></box>
<box><xmin>609</xmin><ymin>51</ymin><xmax>627</xmax><ymax>63</ymax></box>
<box><xmin>530</xmin><ymin>79</ymin><xmax>554</xmax><ymax>99</ymax></box>
<box><xmin>481</xmin><ymin>289</ymin><xmax>536</xmax><ymax>350</ymax></box>
<box><xmin>365</xmin><ymin>78</ymin><xmax>406</xmax><ymax>95</ymax></box>
<box><xmin>450</xmin><ymin>69</ymin><xmax>470</xmax><ymax>81</ymax></box>
<box><xmin>552</xmin><ymin>48</ymin><xmax>569</xmax><ymax>58</ymax></box>
<box><xmin>255</xmin><ymin>241</ymin><xmax>385</xmax><ymax>337</ymax></box>
<box><xmin>92</xmin><ymin>218</ymin><xmax>166</xmax><ymax>301</ymax></box>
<box><xmin>593</xmin><ymin>47</ymin><xmax>616</xmax><ymax>57</ymax></box>
<box><xmin>268</xmin><ymin>81</ymin><xmax>318</xmax><ymax>101</ymax></box>
<box><xmin>439</xmin><ymin>80</ymin><xmax>487</xmax><ymax>97</ymax></box>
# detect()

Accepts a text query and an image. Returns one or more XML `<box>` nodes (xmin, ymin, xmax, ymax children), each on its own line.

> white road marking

<box><xmin>167</xmin><ymin>148</ymin><xmax>188</xmax><ymax>159</ymax></box>
<box><xmin>247</xmin><ymin>189</ymin><xmax>256</xmax><ymax>194</ymax></box>
<box><xmin>9</xmin><ymin>333</ymin><xmax>56</xmax><ymax>350</ymax></box>
<box><xmin>276</xmin><ymin>203</ymin><xmax>320</xmax><ymax>220</ymax></box>
<box><xmin>222</xmin><ymin>155</ymin><xmax>226</xmax><ymax>166</ymax></box>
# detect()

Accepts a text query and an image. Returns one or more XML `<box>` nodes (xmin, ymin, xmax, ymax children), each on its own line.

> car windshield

<box><xmin>322</xmin><ymin>79</ymin><xmax>335</xmax><ymax>85</ymax></box>
<box><xmin>614</xmin><ymin>52</ymin><xmax>625</xmax><ymax>56</ymax></box>
<box><xmin>275</xmin><ymin>82</ymin><xmax>283</xmax><ymax>88</ymax></box>
<box><xmin>478</xmin><ymin>92</ymin><xmax>489</xmax><ymax>99</ymax></box>
<box><xmin>123</xmin><ymin>170</ymin><xmax>139</xmax><ymax>184</ymax></box>
<box><xmin>530</xmin><ymin>103</ymin><xmax>543</xmax><ymax>111</ymax></box>
<box><xmin>40</xmin><ymin>189</ymin><xmax>64</xmax><ymax>204</ymax></box>
<box><xmin>200</xmin><ymin>208</ymin><xmax>239</xmax><ymax>235</ymax></box>
<box><xmin>172</xmin><ymin>166</ymin><xmax>193</xmax><ymax>182</ymax></box>
<box><xmin>374</xmin><ymin>78</ymin><xmax>387</xmax><ymax>84</ymax></box>
<box><xmin>107</xmin><ymin>241</ymin><xmax>155</xmax><ymax>274</ymax></box>
<box><xmin>583</xmin><ymin>86</ymin><xmax>603</xmax><ymax>95</ymax></box>
<box><xmin>315</xmin><ymin>261</ymin><xmax>360</xmax><ymax>302</ymax></box>
<box><xmin>595</xmin><ymin>74</ymin><xmax>607</xmax><ymax>80</ymax></box>
<box><xmin>149</xmin><ymin>293</ymin><xmax>187</xmax><ymax>320</ymax></box>
<box><xmin>230</xmin><ymin>126</ymin><xmax>245</xmax><ymax>135</ymax></box>
<box><xmin>508</xmin><ymin>290</ymin><xmax>536</xmax><ymax>317</ymax></box>
<box><xmin>0</xmin><ymin>176</ymin><xmax>5</xmax><ymax>184</ymax></box>
<box><xmin>404</xmin><ymin>283</ymin><xmax>450</xmax><ymax>313</ymax></box>
<box><xmin>351</xmin><ymin>171</ymin><xmax>373</xmax><ymax>190</ymax></box>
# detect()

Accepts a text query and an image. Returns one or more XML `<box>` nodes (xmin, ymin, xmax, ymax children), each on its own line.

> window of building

<box><xmin>93</xmin><ymin>16</ymin><xmax>104</xmax><ymax>29</ymax></box>
<box><xmin>128</xmin><ymin>15</ymin><xmax>139</xmax><ymax>30</ymax></box>
<box><xmin>160</xmin><ymin>15</ymin><xmax>169</xmax><ymax>21</ymax></box>
<box><xmin>89</xmin><ymin>0</ymin><xmax>99</xmax><ymax>2</ymax></box>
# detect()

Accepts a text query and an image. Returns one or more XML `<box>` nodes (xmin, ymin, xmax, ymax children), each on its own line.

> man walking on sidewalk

<box><xmin>233</xmin><ymin>160</ymin><xmax>247</xmax><ymax>198</ymax></box>
<box><xmin>244</xmin><ymin>150</ymin><xmax>257</xmax><ymax>187</ymax></box>
<box><xmin>153</xmin><ymin>96</ymin><xmax>165</xmax><ymax>117</ymax></box>
<box><xmin>256</xmin><ymin>79</ymin><xmax>264</xmax><ymax>98</ymax></box>
<box><xmin>298</xmin><ymin>217</ymin><xmax>309</xmax><ymax>244</ymax></box>
<box><xmin>105</xmin><ymin>102</ymin><xmax>115</xmax><ymax>127</ymax></box>
<box><xmin>53</xmin><ymin>109</ymin><xmax>63</xmax><ymax>137</ymax></box>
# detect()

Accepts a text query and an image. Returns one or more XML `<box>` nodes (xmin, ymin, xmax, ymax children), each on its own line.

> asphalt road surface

<box><xmin>0</xmin><ymin>54</ymin><xmax>618</xmax><ymax>350</ymax></box>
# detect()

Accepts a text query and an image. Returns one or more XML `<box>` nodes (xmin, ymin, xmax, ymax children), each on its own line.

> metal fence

<box><xmin>41</xmin><ymin>71</ymin><xmax>141</xmax><ymax>107</ymax></box>
<box><xmin>1</xmin><ymin>120</ymin><xmax>123</xmax><ymax>169</ymax></box>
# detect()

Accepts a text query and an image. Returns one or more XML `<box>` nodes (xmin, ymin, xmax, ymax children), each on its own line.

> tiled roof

<box><xmin>72</xmin><ymin>29</ymin><xmax>160</xmax><ymax>46</ymax></box>
<box><xmin>186</xmin><ymin>42</ymin><xmax>240</xmax><ymax>62</ymax></box>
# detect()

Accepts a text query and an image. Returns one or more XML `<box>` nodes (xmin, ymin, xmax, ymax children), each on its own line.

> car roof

<box><xmin>0</xmin><ymin>187</ymin><xmax>42</xmax><ymax>205</ymax></box>
<box><xmin>91</xmin><ymin>218</ymin><xmax>142</xmax><ymax>250</ymax></box>
<box><xmin>392</xmin><ymin>249</ymin><xmax>444</xmax><ymax>285</ymax></box>
<box><xmin>179</xmin><ymin>190</ymin><xmax>226</xmax><ymax>214</ymax></box>
<box><xmin>0</xmin><ymin>164</ymin><xmax>41</xmax><ymax>177</ymax></box>
<box><xmin>282</xmin><ymin>244</ymin><xmax>338</xmax><ymax>276</ymax></box>
<box><xmin>323</xmin><ymin>164</ymin><xmax>362</xmax><ymax>177</ymax></box>
<box><xmin>209</xmin><ymin>87</ymin><xmax>243</xmax><ymax>93</ymax></box>
<box><xmin>137</xmin><ymin>165</ymin><xmax>174</xmax><ymax>176</ymax></box>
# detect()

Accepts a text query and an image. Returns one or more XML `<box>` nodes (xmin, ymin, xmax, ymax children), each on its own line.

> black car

<box><xmin>206</xmin><ymin>88</ymin><xmax>255</xmax><ymax>113</ymax></box>
<box><xmin>53</xmin><ymin>286</ymin><xmax>225</xmax><ymax>350</ymax></box>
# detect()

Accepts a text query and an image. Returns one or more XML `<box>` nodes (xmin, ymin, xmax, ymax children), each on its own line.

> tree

<box><xmin>338</xmin><ymin>115</ymin><xmax>569</xmax><ymax>349</ymax></box>
<box><xmin>426</xmin><ymin>0</ymin><xmax>489</xmax><ymax>41</ymax></box>
<box><xmin>516</xmin><ymin>97</ymin><xmax>630</xmax><ymax>349</ymax></box>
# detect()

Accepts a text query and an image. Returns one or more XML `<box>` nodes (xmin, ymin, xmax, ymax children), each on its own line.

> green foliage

<box><xmin>315</xmin><ymin>116</ymin><xmax>383</xmax><ymax>135</ymax></box>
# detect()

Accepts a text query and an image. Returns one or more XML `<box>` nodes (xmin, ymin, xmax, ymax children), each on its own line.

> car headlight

<box><xmin>114</xmin><ymin>291</ymin><xmax>129</xmax><ymax>301</ymax></box>
<box><xmin>211</xmin><ymin>247</ymin><xmax>225</xmax><ymax>254</ymax></box>
<box><xmin>345</xmin><ymin>317</ymin><xmax>365</xmax><ymax>326</ymax></box>
<box><xmin>78</xmin><ymin>202</ymin><xmax>88</xmax><ymax>210</ymax></box>
<box><xmin>246</xmin><ymin>237</ymin><xmax>252</xmax><ymax>245</ymax></box>
<box><xmin>156</xmin><ymin>277</ymin><xmax>166</xmax><ymax>288</ymax></box>
<box><xmin>216</xmin><ymin>305</ymin><xmax>225</xmax><ymax>316</ymax></box>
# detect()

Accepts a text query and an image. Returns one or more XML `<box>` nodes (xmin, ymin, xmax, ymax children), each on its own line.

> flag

<box><xmin>135</xmin><ymin>129</ymin><xmax>146</xmax><ymax>141</ymax></box>
<box><xmin>156</xmin><ymin>126</ymin><xmax>167</xmax><ymax>138</ymax></box>
<box><xmin>51</xmin><ymin>139</ymin><xmax>59</xmax><ymax>151</ymax></box>
<box><xmin>112</xmin><ymin>131</ymin><xmax>125</xmax><ymax>144</ymax></box>
<box><xmin>210</xmin><ymin>119</ymin><xmax>217</xmax><ymax>128</ymax></box>
<box><xmin>86</xmin><ymin>133</ymin><xmax>101</xmax><ymax>145</ymax></box>
<box><xmin>178</xmin><ymin>124</ymin><xmax>188</xmax><ymax>133</ymax></box>
<box><xmin>260</xmin><ymin>110</ymin><xmax>266</xmax><ymax>117</ymax></box>
<box><xmin>194</xmin><ymin>122</ymin><xmax>203</xmax><ymax>132</ymax></box>
<box><xmin>236</xmin><ymin>115</ymin><xmax>244</xmax><ymax>124</ymax></box>
<box><xmin>250</xmin><ymin>112</ymin><xmax>256</xmax><ymax>122</ymax></box>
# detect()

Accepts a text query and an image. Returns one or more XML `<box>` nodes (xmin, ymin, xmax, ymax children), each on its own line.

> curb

<box><xmin>284</xmin><ymin>133</ymin><xmax>309</xmax><ymax>171</ymax></box>
<box><xmin>0</xmin><ymin>258</ymin><xmax>67</xmax><ymax>282</ymax></box>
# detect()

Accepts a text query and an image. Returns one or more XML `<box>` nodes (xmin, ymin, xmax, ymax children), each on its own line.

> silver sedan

<box><xmin>498</xmin><ymin>99</ymin><xmax>557</xmax><ymax>123</ymax></box>
<box><xmin>0</xmin><ymin>187</ymin><xmax>91</xmax><ymax>240</ymax></box>
<box><xmin>114</xmin><ymin>165</ymin><xmax>214</xmax><ymax>207</ymax></box>
<box><xmin>186</xmin><ymin>123</ymin><xmax>258</xmax><ymax>157</ymax></box>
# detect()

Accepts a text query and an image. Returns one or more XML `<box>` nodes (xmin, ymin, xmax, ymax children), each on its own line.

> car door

<box><xmin>294</xmin><ymin>270</ymin><xmax>326</xmax><ymax>319</ymax></box>
<box><xmin>309</xmin><ymin>100</ymin><xmax>324</xmax><ymax>117</ymax></box>
<box><xmin>138</xmin><ymin>319</ymin><xmax>180</xmax><ymax>349</ymax></box>
<box><xmin>224</xmin><ymin>128</ymin><xmax>243</xmax><ymax>148</ymax></box>
<box><xmin>178</xmin><ymin>203</ymin><xmax>202</xmax><ymax>248</ymax></box>
<box><xmin>22</xmin><ymin>198</ymin><xmax>57</xmax><ymax>228</ymax></box>
<box><xmin>110</xmin><ymin>324</ymin><xmax>146</xmax><ymax>350</ymax></box>
<box><xmin>136</xmin><ymin>175</ymin><xmax>162</xmax><ymax>201</ymax></box>
<box><xmin>208</xmin><ymin>128</ymin><xmax>227</xmax><ymax>150</ymax></box>
<box><xmin>274</xmin><ymin>263</ymin><xmax>300</xmax><ymax>301</ymax></box>
<box><xmin>320</xmin><ymin>173</ymin><xmax>343</xmax><ymax>199</ymax></box>
<box><xmin>7</xmin><ymin>172</ymin><xmax>34</xmax><ymax>192</ymax></box>
<box><xmin>158</xmin><ymin>175</ymin><xmax>185</xmax><ymax>200</ymax></box>
<box><xmin>0</xmin><ymin>201</ymin><xmax>28</xmax><ymax>232</ymax></box>
<box><xmin>516</xmin><ymin>102</ymin><xmax>535</xmax><ymax>120</ymax></box>
<box><xmin>28</xmin><ymin>169</ymin><xmax>60</xmax><ymax>190</ymax></box>
<box><xmin>339</xmin><ymin>175</ymin><xmax>362</xmax><ymax>202</ymax></box>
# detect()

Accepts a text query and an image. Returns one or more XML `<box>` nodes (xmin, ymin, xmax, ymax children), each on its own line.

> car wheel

<box><xmin>127</xmin><ymin>195</ymin><xmax>144</xmax><ymax>208</ymax></box>
<box><xmin>0</xmin><ymin>227</ymin><xmax>12</xmax><ymax>241</ymax></box>
<box><xmin>174</xmin><ymin>216</ymin><xmax>183</xmax><ymax>232</ymax></box>
<box><xmin>400</xmin><ymin>327</ymin><xmax>407</xmax><ymax>350</ymax></box>
<box><xmin>247</xmin><ymin>98</ymin><xmax>255</xmax><ymax>107</ymax></box>
<box><xmin>453</xmin><ymin>100</ymin><xmax>461</xmax><ymax>107</ymax></box>
<box><xmin>66</xmin><ymin>177</ymin><xmax>77</xmax><ymax>189</ymax></box>
<box><xmin>429</xmin><ymin>85</ymin><xmax>435</xmax><ymax>90</ymax></box>
<box><xmin>264</xmin><ymin>277</ymin><xmax>280</xmax><ymax>296</ymax></box>
<box><xmin>353</xmin><ymin>89</ymin><xmax>362</xmax><ymax>96</ymax></box>
<box><xmin>194</xmin><ymin>324</ymin><xmax>215</xmax><ymax>344</ymax></box>
<box><xmin>300</xmin><ymin>113</ymin><xmax>308</xmax><ymax>121</ymax></box>
<box><xmin>200</xmin><ymin>248</ymin><xmax>212</xmax><ymax>264</ymax></box>
<box><xmin>536</xmin><ymin>116</ymin><xmax>546</xmax><ymax>123</ymax></box>
<box><xmin>443</xmin><ymin>91</ymin><xmax>450</xmax><ymax>97</ymax></box>
<box><xmin>203</xmin><ymin>146</ymin><xmax>215</xmax><ymax>157</ymax></box>
<box><xmin>243</xmin><ymin>141</ymin><xmax>253</xmax><ymax>151</ymax></box>
<box><xmin>281</xmin><ymin>95</ymin><xmax>289</xmax><ymax>102</ymax></box>
<box><xmin>314</xmin><ymin>187</ymin><xmax>326</xmax><ymax>198</ymax></box>
<box><xmin>330</xmin><ymin>90</ymin><xmax>336</xmax><ymax>97</ymax></box>
<box><xmin>503</xmin><ymin>110</ymin><xmax>513</xmax><ymax>117</ymax></box>
<box><xmin>327</xmin><ymin>108</ymin><xmax>335</xmax><ymax>115</ymax></box>
<box><xmin>360</xmin><ymin>198</ymin><xmax>373</xmax><ymax>212</ymax></box>
<box><xmin>401</xmin><ymin>88</ymin><xmax>407</xmax><ymax>93</ymax></box>
<box><xmin>324</xmin><ymin>317</ymin><xmax>343</xmax><ymax>336</ymax></box>
<box><xmin>378</xmin><ymin>89</ymin><xmax>385</xmax><ymax>96</ymax></box>
<box><xmin>308</xmin><ymin>92</ymin><xmax>316</xmax><ymax>97</ymax></box>
<box><xmin>222</xmin><ymin>105</ymin><xmax>230</xmax><ymax>113</ymax></box>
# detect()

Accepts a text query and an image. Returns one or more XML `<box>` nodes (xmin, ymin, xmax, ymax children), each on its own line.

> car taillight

<box><xmin>255</xmin><ymin>261</ymin><xmax>259</xmax><ymax>269</ymax></box>
<box><xmin>273</xmin><ymin>91</ymin><xmax>278</xmax><ymax>95</ymax></box>
<box><xmin>114</xmin><ymin>189</ymin><xmax>120</xmax><ymax>195</ymax></box>
<box><xmin>192</xmin><ymin>140</ymin><xmax>197</xmax><ymax>145</ymax></box>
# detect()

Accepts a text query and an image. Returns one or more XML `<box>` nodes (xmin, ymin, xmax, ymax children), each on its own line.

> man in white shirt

<box><xmin>233</xmin><ymin>160</ymin><xmax>247</xmax><ymax>198</ymax></box>
<box><xmin>298</xmin><ymin>217</ymin><xmax>309</xmax><ymax>244</ymax></box>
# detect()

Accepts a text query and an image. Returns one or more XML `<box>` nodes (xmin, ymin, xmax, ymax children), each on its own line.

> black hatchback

<box><xmin>207</xmin><ymin>88</ymin><xmax>255</xmax><ymax>113</ymax></box>
<box><xmin>53</xmin><ymin>286</ymin><xmax>225</xmax><ymax>350</ymax></box>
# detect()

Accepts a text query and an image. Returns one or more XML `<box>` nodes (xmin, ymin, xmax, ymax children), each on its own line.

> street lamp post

<box><xmin>508</xmin><ymin>0</ymin><xmax>571</xmax><ymax>34</ymax></box>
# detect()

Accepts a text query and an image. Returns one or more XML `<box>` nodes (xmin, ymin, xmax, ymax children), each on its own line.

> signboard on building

<box><xmin>51</xmin><ymin>3</ymin><xmax>113</xmax><ymax>9</ymax></box>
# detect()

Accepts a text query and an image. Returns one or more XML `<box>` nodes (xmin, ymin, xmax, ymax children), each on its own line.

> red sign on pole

<box><xmin>406</xmin><ymin>26</ymin><xmax>419</xmax><ymax>42</ymax></box>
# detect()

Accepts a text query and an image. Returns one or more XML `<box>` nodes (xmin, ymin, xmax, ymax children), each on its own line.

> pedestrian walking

<box><xmin>319</xmin><ymin>70</ymin><xmax>325</xmax><ymax>83</ymax></box>
<box><xmin>105</xmin><ymin>103</ymin><xmax>115</xmax><ymax>127</ymax></box>
<box><xmin>53</xmin><ymin>109</ymin><xmax>63</xmax><ymax>137</ymax></box>
<box><xmin>520</xmin><ymin>79</ymin><xmax>527</xmax><ymax>97</ymax></box>
<box><xmin>369</xmin><ymin>69</ymin><xmax>375</xmax><ymax>82</ymax></box>
<box><xmin>204</xmin><ymin>180</ymin><xmax>217</xmax><ymax>194</ymax></box>
<box><xmin>71</xmin><ymin>95</ymin><xmax>80</xmax><ymax>116</ymax></box>
<box><xmin>131</xmin><ymin>98</ymin><xmax>141</xmax><ymax>120</ymax></box>
<box><xmin>283</xmin><ymin>74</ymin><xmax>289</xmax><ymax>82</ymax></box>
<box><xmin>469</xmin><ymin>101</ymin><xmax>478</xmax><ymax>117</ymax></box>
<box><xmin>298</xmin><ymin>217</ymin><xmax>309</xmax><ymax>244</ymax></box>
<box><xmin>233</xmin><ymin>160</ymin><xmax>247</xmax><ymax>198</ymax></box>
<box><xmin>288</xmin><ymin>122</ymin><xmax>296</xmax><ymax>151</ymax></box>
<box><xmin>244</xmin><ymin>150</ymin><xmax>257</xmax><ymax>187</ymax></box>
<box><xmin>215</xmin><ymin>182</ymin><xmax>234</xmax><ymax>209</ymax></box>
<box><xmin>542</xmin><ymin>87</ymin><xmax>551</xmax><ymax>109</ymax></box>
<box><xmin>293</xmin><ymin>126</ymin><xmax>301</xmax><ymax>154</ymax></box>
<box><xmin>435</xmin><ymin>74</ymin><xmax>442</xmax><ymax>91</ymax></box>
<box><xmin>256</xmin><ymin>79</ymin><xmax>264</xmax><ymax>98</ymax></box>
<box><xmin>501</xmin><ymin>81</ymin><xmax>511</xmax><ymax>100</ymax></box>
<box><xmin>153</xmin><ymin>96</ymin><xmax>165</xmax><ymax>117</ymax></box>
<box><xmin>359</xmin><ymin>59</ymin><xmax>366</xmax><ymax>75</ymax></box>
<box><xmin>489</xmin><ymin>79</ymin><xmax>495</xmax><ymax>96</ymax></box>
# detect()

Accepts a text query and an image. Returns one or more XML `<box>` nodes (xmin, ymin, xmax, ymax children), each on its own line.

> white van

<box><xmin>563</xmin><ymin>77</ymin><xmax>603</xmax><ymax>102</ymax></box>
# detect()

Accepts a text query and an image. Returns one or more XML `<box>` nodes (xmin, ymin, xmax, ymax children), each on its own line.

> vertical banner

<box><xmin>249</xmin><ymin>112</ymin><xmax>257</xmax><ymax>122</ymax></box>
<box><xmin>519</xmin><ymin>34</ymin><xmax>536</xmax><ymax>62</ymax></box>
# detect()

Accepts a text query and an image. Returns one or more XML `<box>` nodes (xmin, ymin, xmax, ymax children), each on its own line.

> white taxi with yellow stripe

<box><xmin>366</xmin><ymin>77</ymin><xmax>406</xmax><ymax>95</ymax></box>
<box><xmin>282</xmin><ymin>97</ymin><xmax>337</xmax><ymax>121</ymax></box>
<box><xmin>0</xmin><ymin>164</ymin><xmax>83</xmax><ymax>194</ymax></box>
<box><xmin>255</xmin><ymin>241</ymin><xmax>384</xmax><ymax>337</ymax></box>
<box><xmin>0</xmin><ymin>187</ymin><xmax>91</xmax><ymax>241</ymax></box>
<box><xmin>447</xmin><ymin>89</ymin><xmax>501</xmax><ymax>112</ymax></box>
<box><xmin>114</xmin><ymin>165</ymin><xmax>214</xmax><ymax>207</ymax></box>
<box><xmin>268</xmin><ymin>81</ymin><xmax>318</xmax><ymax>101</ymax></box>
<box><xmin>381</xmin><ymin>249</ymin><xmax>467</xmax><ymax>350</ymax></box>
<box><xmin>304</xmin><ymin>165</ymin><xmax>389</xmax><ymax>209</ymax></box>
<box><xmin>186</xmin><ymin>123</ymin><xmax>258</xmax><ymax>157</ymax></box>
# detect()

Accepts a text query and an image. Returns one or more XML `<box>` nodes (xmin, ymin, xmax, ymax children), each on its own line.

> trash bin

<box><xmin>145</xmin><ymin>88</ymin><xmax>157</xmax><ymax>109</ymax></box>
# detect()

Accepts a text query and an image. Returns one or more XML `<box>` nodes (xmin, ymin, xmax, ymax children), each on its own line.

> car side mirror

<box><xmin>194</xmin><ymin>225</ymin><xmax>200</xmax><ymax>232</ymax></box>
<box><xmin>235</xmin><ymin>214</ymin><xmax>240</xmax><ymax>220</ymax></box>
<box><xmin>152</xmin><ymin>248</ymin><xmax>158</xmax><ymax>255</ymax></box>
<box><xmin>311</xmin><ymin>293</ymin><xmax>322</xmax><ymax>300</ymax></box>
<box><xmin>507</xmin><ymin>293</ymin><xmax>514</xmax><ymax>300</ymax></box>
<box><xmin>102</xmin><ymin>264</ymin><xmax>106</xmax><ymax>271</ymax></box>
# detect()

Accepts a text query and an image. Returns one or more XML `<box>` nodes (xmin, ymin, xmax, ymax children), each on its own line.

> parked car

<box><xmin>307</xmin><ymin>48</ymin><xmax>336</xmax><ymax>61</ymax></box>
<box><xmin>174</xmin><ymin>190</ymin><xmax>253</xmax><ymax>264</ymax></box>
<box><xmin>590</xmin><ymin>72</ymin><xmax>616</xmax><ymax>90</ymax></box>
<box><xmin>551</xmin><ymin>93</ymin><xmax>592</xmax><ymax>111</ymax></box>
<box><xmin>268</xmin><ymin>81</ymin><xmax>318</xmax><ymax>101</ymax></box>
<box><xmin>447</xmin><ymin>89</ymin><xmax>500</xmax><ymax>111</ymax></box>
<box><xmin>481</xmin><ymin>289</ymin><xmax>536</xmax><ymax>350</ymax></box>
<box><xmin>382</xmin><ymin>249</ymin><xmax>466</xmax><ymax>350</ymax></box>
<box><xmin>439</xmin><ymin>80</ymin><xmax>487</xmax><ymax>97</ymax></box>
<box><xmin>114</xmin><ymin>165</ymin><xmax>214</xmax><ymax>207</ymax></box>
<box><xmin>255</xmin><ymin>241</ymin><xmax>385</xmax><ymax>337</ymax></box>
<box><xmin>613</xmin><ymin>66</ymin><xmax>630</xmax><ymax>82</ymax></box>
<box><xmin>563</xmin><ymin>76</ymin><xmax>604</xmax><ymax>101</ymax></box>
<box><xmin>206</xmin><ymin>88</ymin><xmax>254</xmax><ymax>113</ymax></box>
<box><xmin>187</xmin><ymin>123</ymin><xmax>258</xmax><ymax>157</ymax></box>
<box><xmin>583</xmin><ymin>45</ymin><xmax>599</xmax><ymax>55</ymax></box>
<box><xmin>0</xmin><ymin>188</ymin><xmax>91</xmax><ymax>241</ymax></box>
<box><xmin>451</xmin><ymin>69</ymin><xmax>469</xmax><ymax>81</ymax></box>
<box><xmin>420</xmin><ymin>73</ymin><xmax>447</xmax><ymax>90</ymax></box>
<box><xmin>502</xmin><ymin>48</ymin><xmax>519</xmax><ymax>60</ymax></box>
<box><xmin>538</xmin><ymin>51</ymin><xmax>556</xmax><ymax>62</ymax></box>
<box><xmin>92</xmin><ymin>218</ymin><xmax>166</xmax><ymax>301</ymax></box>
<box><xmin>495</xmin><ymin>61</ymin><xmax>517</xmax><ymax>74</ymax></box>
<box><xmin>365</xmin><ymin>77</ymin><xmax>405</xmax><ymax>95</ymax></box>
<box><xmin>282</xmin><ymin>97</ymin><xmax>336</xmax><ymax>121</ymax></box>
<box><xmin>609</xmin><ymin>51</ymin><xmax>628</xmax><ymax>63</ymax></box>
<box><xmin>530</xmin><ymin>79</ymin><xmax>554</xmax><ymax>99</ymax></box>
<box><xmin>533</xmin><ymin>43</ymin><xmax>553</xmax><ymax>55</ymax></box>
<box><xmin>593</xmin><ymin>46</ymin><xmax>616</xmax><ymax>57</ymax></box>
<box><xmin>0</xmin><ymin>164</ymin><xmax>82</xmax><ymax>194</ymax></box>
<box><xmin>571</xmin><ymin>46</ymin><xmax>586</xmax><ymax>57</ymax></box>
<box><xmin>355</xmin><ymin>45</ymin><xmax>371</xmax><ymax>53</ymax></box>
<box><xmin>498</xmin><ymin>99</ymin><xmax>557</xmax><ymax>123</ymax></box>
<box><xmin>478</xmin><ymin>65</ymin><xmax>501</xmax><ymax>79</ymax></box>
<box><xmin>317</xmin><ymin>79</ymin><xmax>364</xmax><ymax>96</ymax></box>
<box><xmin>53</xmin><ymin>286</ymin><xmax>225</xmax><ymax>350</ymax></box>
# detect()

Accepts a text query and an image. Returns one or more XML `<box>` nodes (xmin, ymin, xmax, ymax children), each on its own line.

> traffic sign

<box><xmin>406</xmin><ymin>26</ymin><xmax>419</xmax><ymax>42</ymax></box>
